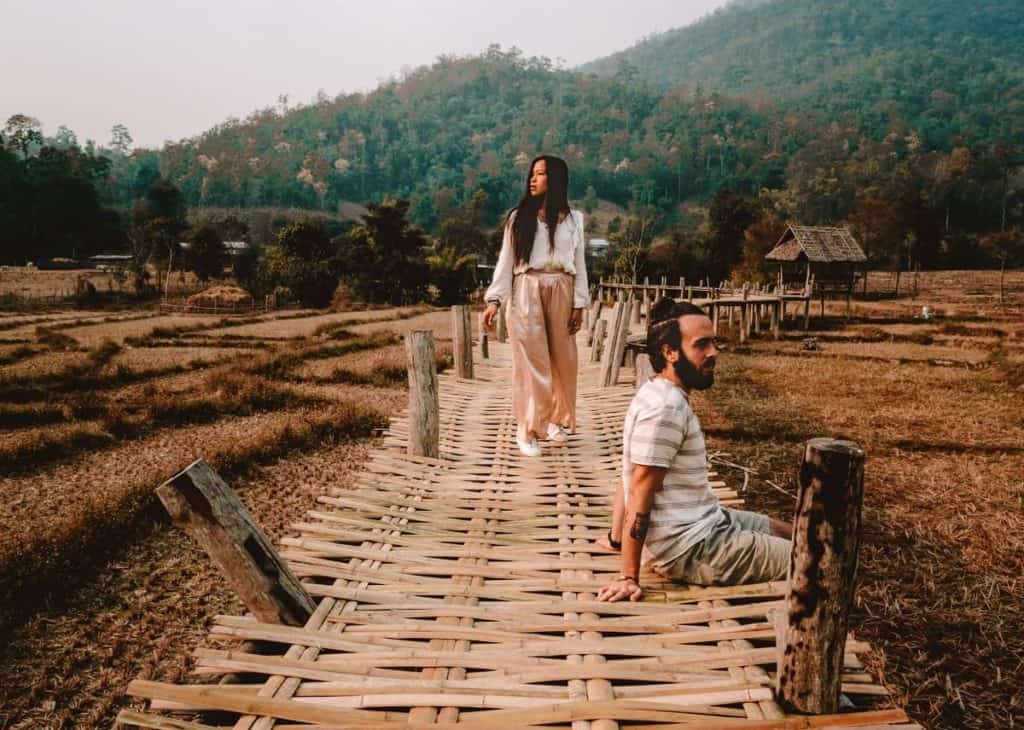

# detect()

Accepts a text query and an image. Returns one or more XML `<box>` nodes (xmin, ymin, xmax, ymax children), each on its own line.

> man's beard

<box><xmin>673</xmin><ymin>354</ymin><xmax>714</xmax><ymax>390</ymax></box>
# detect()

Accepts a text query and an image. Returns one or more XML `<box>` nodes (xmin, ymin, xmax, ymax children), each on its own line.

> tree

<box><xmin>583</xmin><ymin>184</ymin><xmax>599</xmax><ymax>215</ymax></box>
<box><xmin>259</xmin><ymin>219</ymin><xmax>341</xmax><ymax>307</ymax></box>
<box><xmin>109</xmin><ymin>124</ymin><xmax>133</xmax><ymax>156</ymax></box>
<box><xmin>609</xmin><ymin>182</ymin><xmax>662</xmax><ymax>282</ymax></box>
<box><xmin>186</xmin><ymin>224</ymin><xmax>227</xmax><ymax>281</ymax></box>
<box><xmin>646</xmin><ymin>226</ymin><xmax>705</xmax><ymax>283</ymax></box>
<box><xmin>131</xmin><ymin>178</ymin><xmax>187</xmax><ymax>294</ymax></box>
<box><xmin>704</xmin><ymin>189</ymin><xmax>758</xmax><ymax>282</ymax></box>
<box><xmin>3</xmin><ymin>115</ymin><xmax>43</xmax><ymax>159</ymax></box>
<box><xmin>53</xmin><ymin>125</ymin><xmax>79</xmax><ymax>149</ymax></box>
<box><xmin>426</xmin><ymin>242</ymin><xmax>477</xmax><ymax>305</ymax></box>
<box><xmin>980</xmin><ymin>229</ymin><xmax>1023</xmax><ymax>304</ymax></box>
<box><xmin>734</xmin><ymin>213</ymin><xmax>788</xmax><ymax>285</ymax></box>
<box><xmin>342</xmin><ymin>199</ymin><xmax>430</xmax><ymax>305</ymax></box>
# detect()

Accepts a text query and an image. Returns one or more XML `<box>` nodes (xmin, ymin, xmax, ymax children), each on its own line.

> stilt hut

<box><xmin>766</xmin><ymin>226</ymin><xmax>866</xmax><ymax>319</ymax></box>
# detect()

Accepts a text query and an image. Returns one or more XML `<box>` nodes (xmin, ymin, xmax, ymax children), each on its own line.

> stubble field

<box><xmin>0</xmin><ymin>269</ymin><xmax>1020</xmax><ymax>728</ymax></box>
<box><xmin>0</xmin><ymin>300</ymin><xmax>457</xmax><ymax>728</ymax></box>
<box><xmin>695</xmin><ymin>269</ymin><xmax>1024</xmax><ymax>729</ymax></box>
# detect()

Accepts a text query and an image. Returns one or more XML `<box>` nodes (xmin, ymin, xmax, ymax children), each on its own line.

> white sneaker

<box><xmin>517</xmin><ymin>437</ymin><xmax>542</xmax><ymax>457</ymax></box>
<box><xmin>546</xmin><ymin>423</ymin><xmax>569</xmax><ymax>443</ymax></box>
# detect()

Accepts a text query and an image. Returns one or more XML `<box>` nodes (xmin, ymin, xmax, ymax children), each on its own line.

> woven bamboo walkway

<box><xmin>120</xmin><ymin>339</ymin><xmax>918</xmax><ymax>729</ymax></box>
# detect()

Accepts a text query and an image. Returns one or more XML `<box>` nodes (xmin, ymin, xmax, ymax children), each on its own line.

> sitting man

<box><xmin>598</xmin><ymin>300</ymin><xmax>792</xmax><ymax>603</ymax></box>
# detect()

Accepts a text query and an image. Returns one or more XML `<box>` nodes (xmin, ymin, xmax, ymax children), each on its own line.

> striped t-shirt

<box><xmin>621</xmin><ymin>376</ymin><xmax>722</xmax><ymax>569</ymax></box>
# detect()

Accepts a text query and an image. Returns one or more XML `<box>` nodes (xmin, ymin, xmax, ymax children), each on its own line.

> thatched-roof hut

<box><xmin>766</xmin><ymin>226</ymin><xmax>867</xmax><ymax>317</ymax></box>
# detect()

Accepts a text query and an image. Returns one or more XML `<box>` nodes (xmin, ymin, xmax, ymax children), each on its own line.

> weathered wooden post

<box><xmin>634</xmin><ymin>352</ymin><xmax>654</xmax><ymax>391</ymax></box>
<box><xmin>587</xmin><ymin>300</ymin><xmax>603</xmax><ymax>346</ymax></box>
<box><xmin>607</xmin><ymin>298</ymin><xmax>633</xmax><ymax>387</ymax></box>
<box><xmin>778</xmin><ymin>438</ymin><xmax>866</xmax><ymax>715</ymax></box>
<box><xmin>630</xmin><ymin>297</ymin><xmax>642</xmax><ymax>326</ymax></box>
<box><xmin>405</xmin><ymin>330</ymin><xmax>439</xmax><ymax>458</ymax></box>
<box><xmin>496</xmin><ymin>301</ymin><xmax>508</xmax><ymax>343</ymax></box>
<box><xmin>590</xmin><ymin>317</ymin><xmax>607</xmax><ymax>363</ymax></box>
<box><xmin>480</xmin><ymin>330</ymin><xmax>489</xmax><ymax>359</ymax></box>
<box><xmin>451</xmin><ymin>304</ymin><xmax>473</xmax><ymax>379</ymax></box>
<box><xmin>598</xmin><ymin>302</ymin><xmax>622</xmax><ymax>380</ymax></box>
<box><xmin>739</xmin><ymin>285</ymin><xmax>749</xmax><ymax>344</ymax></box>
<box><xmin>156</xmin><ymin>459</ymin><xmax>315</xmax><ymax>626</ymax></box>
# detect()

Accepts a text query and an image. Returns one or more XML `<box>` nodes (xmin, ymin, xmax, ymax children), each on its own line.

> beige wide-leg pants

<box><xmin>508</xmin><ymin>271</ymin><xmax>578</xmax><ymax>440</ymax></box>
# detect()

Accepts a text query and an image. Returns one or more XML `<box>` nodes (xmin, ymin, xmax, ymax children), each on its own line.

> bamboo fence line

<box><xmin>118</xmin><ymin>334</ymin><xmax>916</xmax><ymax>728</ymax></box>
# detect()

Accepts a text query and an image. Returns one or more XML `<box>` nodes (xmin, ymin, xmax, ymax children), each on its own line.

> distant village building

<box><xmin>765</xmin><ymin>225</ymin><xmax>867</xmax><ymax>317</ymax></box>
<box><xmin>176</xmin><ymin>241</ymin><xmax>250</xmax><ymax>256</ymax></box>
<box><xmin>88</xmin><ymin>253</ymin><xmax>133</xmax><ymax>271</ymax></box>
<box><xmin>587</xmin><ymin>238</ymin><xmax>610</xmax><ymax>257</ymax></box>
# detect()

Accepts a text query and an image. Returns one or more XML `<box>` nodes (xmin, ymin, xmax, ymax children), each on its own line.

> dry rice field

<box><xmin>0</xmin><ymin>270</ymin><xmax>1020</xmax><ymax>729</ymax></box>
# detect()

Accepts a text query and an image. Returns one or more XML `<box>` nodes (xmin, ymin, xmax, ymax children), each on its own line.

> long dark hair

<box><xmin>507</xmin><ymin>154</ymin><xmax>571</xmax><ymax>265</ymax></box>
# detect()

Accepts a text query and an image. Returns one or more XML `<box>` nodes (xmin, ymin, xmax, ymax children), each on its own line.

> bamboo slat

<box><xmin>119</xmin><ymin>337</ymin><xmax>917</xmax><ymax>729</ymax></box>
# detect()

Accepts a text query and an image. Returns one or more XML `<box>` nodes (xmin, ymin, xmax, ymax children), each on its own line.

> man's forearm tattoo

<box><xmin>628</xmin><ymin>512</ymin><xmax>650</xmax><ymax>542</ymax></box>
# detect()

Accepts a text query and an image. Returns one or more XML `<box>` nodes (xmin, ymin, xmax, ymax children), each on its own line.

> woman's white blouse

<box><xmin>485</xmin><ymin>209</ymin><xmax>589</xmax><ymax>309</ymax></box>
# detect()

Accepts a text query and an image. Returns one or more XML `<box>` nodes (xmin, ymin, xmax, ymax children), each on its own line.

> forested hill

<box><xmin>580</xmin><ymin>0</ymin><xmax>1024</xmax><ymax>148</ymax></box>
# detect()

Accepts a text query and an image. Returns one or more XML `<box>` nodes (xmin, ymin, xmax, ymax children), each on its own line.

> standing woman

<box><xmin>482</xmin><ymin>155</ymin><xmax>589</xmax><ymax>457</ymax></box>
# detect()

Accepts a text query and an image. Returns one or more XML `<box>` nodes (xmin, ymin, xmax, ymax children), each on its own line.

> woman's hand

<box><xmin>568</xmin><ymin>308</ymin><xmax>583</xmax><ymax>335</ymax></box>
<box><xmin>482</xmin><ymin>302</ymin><xmax>500</xmax><ymax>330</ymax></box>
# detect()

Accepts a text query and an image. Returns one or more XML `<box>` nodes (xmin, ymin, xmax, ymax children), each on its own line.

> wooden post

<box><xmin>480</xmin><ymin>331</ymin><xmax>489</xmax><ymax>359</ymax></box>
<box><xmin>607</xmin><ymin>298</ymin><xmax>633</xmax><ymax>387</ymax></box>
<box><xmin>587</xmin><ymin>300</ymin><xmax>603</xmax><ymax>346</ymax></box>
<box><xmin>451</xmin><ymin>305</ymin><xmax>473</xmax><ymax>379</ymax></box>
<box><xmin>634</xmin><ymin>353</ymin><xmax>654</xmax><ymax>391</ymax></box>
<box><xmin>630</xmin><ymin>297</ymin><xmax>641</xmax><ymax>326</ymax></box>
<box><xmin>598</xmin><ymin>302</ymin><xmax>623</xmax><ymax>384</ymax></box>
<box><xmin>779</xmin><ymin>438</ymin><xmax>866</xmax><ymax>715</ymax></box>
<box><xmin>771</xmin><ymin>300</ymin><xmax>781</xmax><ymax>339</ymax></box>
<box><xmin>405</xmin><ymin>330</ymin><xmax>439</xmax><ymax>459</ymax></box>
<box><xmin>590</xmin><ymin>317</ymin><xmax>607</xmax><ymax>364</ymax></box>
<box><xmin>155</xmin><ymin>459</ymin><xmax>315</xmax><ymax>626</ymax></box>
<box><xmin>496</xmin><ymin>301</ymin><xmax>507</xmax><ymax>343</ymax></box>
<box><xmin>739</xmin><ymin>286</ymin><xmax>749</xmax><ymax>344</ymax></box>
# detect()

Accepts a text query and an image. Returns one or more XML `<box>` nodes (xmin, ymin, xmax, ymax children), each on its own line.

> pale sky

<box><xmin>1</xmin><ymin>0</ymin><xmax>726</xmax><ymax>149</ymax></box>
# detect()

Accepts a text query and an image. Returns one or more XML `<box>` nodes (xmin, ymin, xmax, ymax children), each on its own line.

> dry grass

<box><xmin>0</xmin><ymin>304</ymin><xmax>425</xmax><ymax>637</ymax></box>
<box><xmin>292</xmin><ymin>340</ymin><xmax>454</xmax><ymax>386</ymax></box>
<box><xmin>696</xmin><ymin>279</ymin><xmax>1024</xmax><ymax>729</ymax></box>
<box><xmin>0</xmin><ymin>266</ymin><xmax>218</xmax><ymax>299</ymax></box>
<box><xmin>346</xmin><ymin>307</ymin><xmax>480</xmax><ymax>338</ymax></box>
<box><xmin>0</xmin><ymin>398</ymin><xmax>387</xmax><ymax>632</ymax></box>
<box><xmin>111</xmin><ymin>346</ymin><xmax>253</xmax><ymax>373</ymax></box>
<box><xmin>0</xmin><ymin>439</ymin><xmax>374</xmax><ymax>728</ymax></box>
<box><xmin>204</xmin><ymin>305</ymin><xmax>429</xmax><ymax>340</ymax></box>
<box><xmin>60</xmin><ymin>315</ymin><xmax>202</xmax><ymax>346</ymax></box>
<box><xmin>763</xmin><ymin>339</ymin><xmax>991</xmax><ymax>365</ymax></box>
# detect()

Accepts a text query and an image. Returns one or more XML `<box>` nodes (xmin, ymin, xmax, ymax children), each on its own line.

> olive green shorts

<box><xmin>657</xmin><ymin>508</ymin><xmax>791</xmax><ymax>586</ymax></box>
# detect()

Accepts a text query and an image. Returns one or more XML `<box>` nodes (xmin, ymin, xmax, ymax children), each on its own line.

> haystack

<box><xmin>186</xmin><ymin>285</ymin><xmax>253</xmax><ymax>310</ymax></box>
